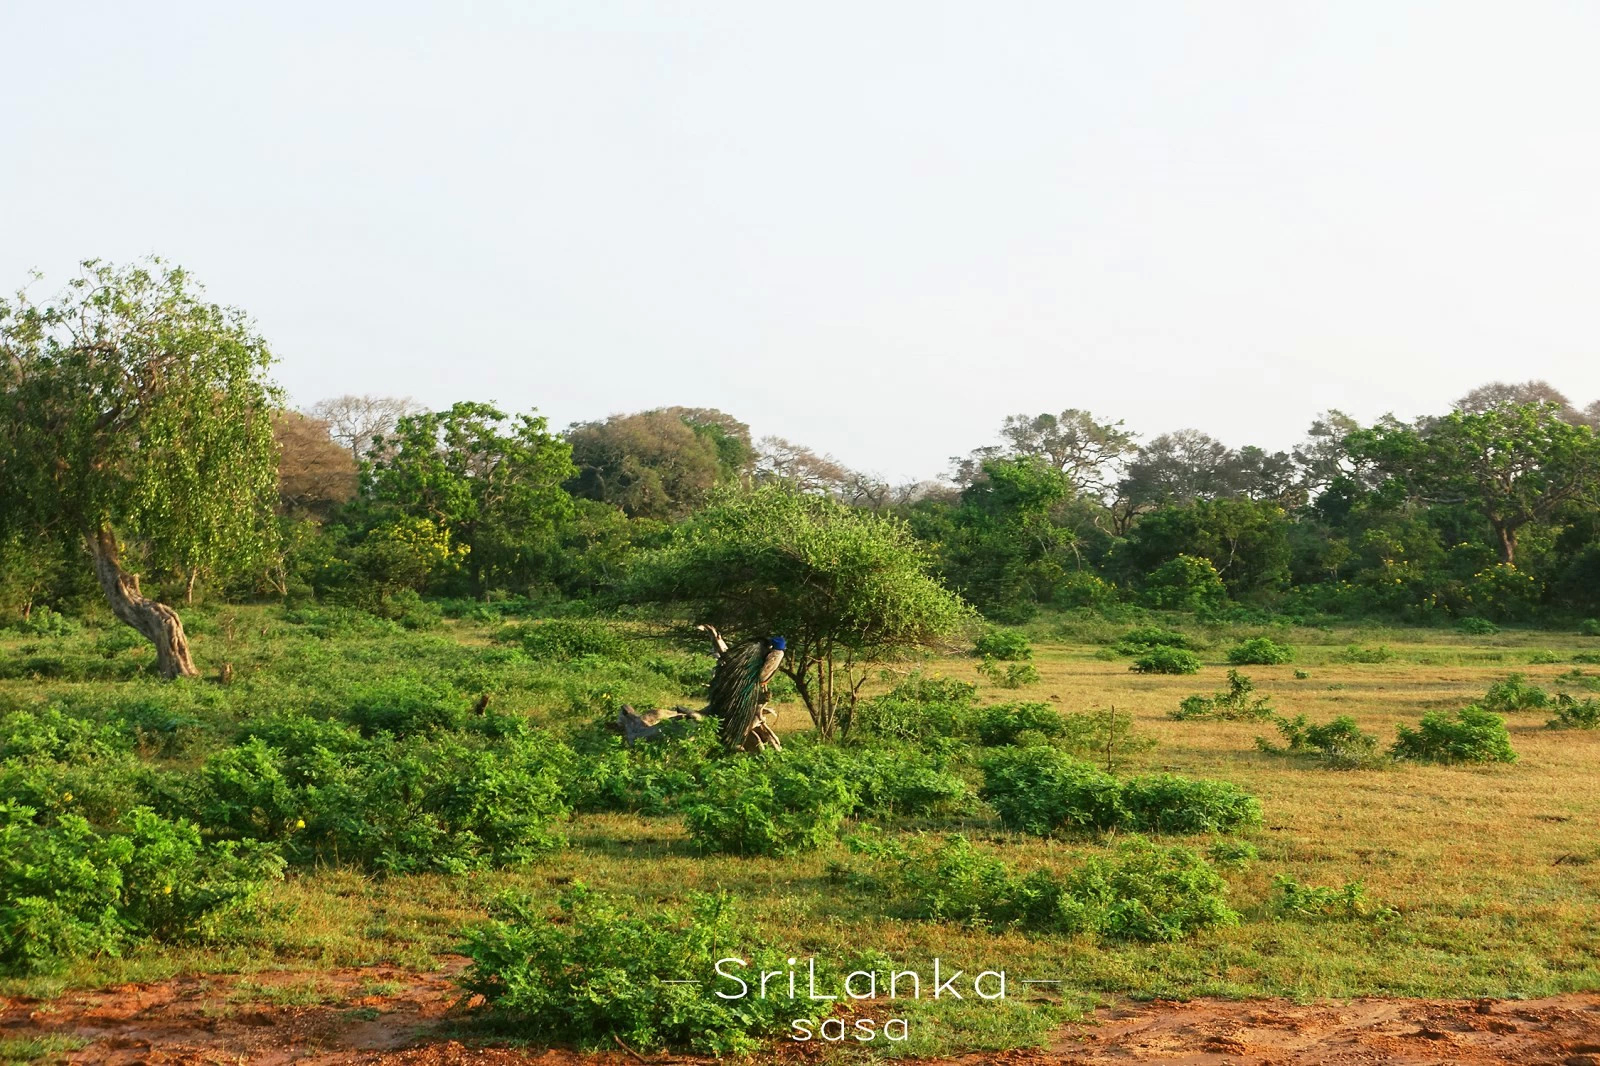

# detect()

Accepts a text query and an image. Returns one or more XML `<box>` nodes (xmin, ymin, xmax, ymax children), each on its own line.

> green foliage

<box><xmin>1528</xmin><ymin>649</ymin><xmax>1563</xmax><ymax>665</ymax></box>
<box><xmin>191</xmin><ymin>723</ymin><xmax>572</xmax><ymax>873</ymax></box>
<box><xmin>941</xmin><ymin>457</ymin><xmax>1079</xmax><ymax>622</ymax></box>
<box><xmin>880</xmin><ymin>835</ymin><xmax>1237</xmax><ymax>942</ymax></box>
<box><xmin>804</xmin><ymin>741</ymin><xmax>971</xmax><ymax>818</ymax></box>
<box><xmin>458</xmin><ymin>885</ymin><xmax>788</xmax><ymax>1055</ymax></box>
<box><xmin>1456</xmin><ymin>616</ymin><xmax>1500</xmax><ymax>635</ymax></box>
<box><xmin>504</xmin><ymin>618</ymin><xmax>626</xmax><ymax>661</ymax></box>
<box><xmin>11</xmin><ymin>607</ymin><xmax>80</xmax><ymax>638</ymax></box>
<box><xmin>627</xmin><ymin>487</ymin><xmax>973</xmax><ymax>736</ymax></box>
<box><xmin>1579</xmin><ymin>618</ymin><xmax>1600</xmax><ymax>637</ymax></box>
<box><xmin>566</xmin><ymin>408</ymin><xmax>750</xmax><ymax>521</ymax></box>
<box><xmin>1130</xmin><ymin>647</ymin><xmax>1202</xmax><ymax>674</ymax></box>
<box><xmin>1391</xmin><ymin>707</ymin><xmax>1517</xmax><ymax>765</ymax></box>
<box><xmin>974</xmin><ymin>627</ymin><xmax>1033</xmax><ymax>661</ymax></box>
<box><xmin>979</xmin><ymin>747</ymin><xmax>1261</xmax><ymax>836</ymax></box>
<box><xmin>1546</xmin><ymin>693</ymin><xmax>1600</xmax><ymax>730</ymax></box>
<box><xmin>1206</xmin><ymin>838</ymin><xmax>1258</xmax><ymax>868</ymax></box>
<box><xmin>367</xmin><ymin>401</ymin><xmax>577</xmax><ymax>595</ymax></box>
<box><xmin>1256</xmin><ymin>715</ymin><xmax>1385</xmax><ymax>769</ymax></box>
<box><xmin>1270</xmin><ymin>875</ymin><xmax>1390</xmax><ymax>920</ymax></box>
<box><xmin>977</xmin><ymin>656</ymin><xmax>1041</xmax><ymax>689</ymax></box>
<box><xmin>1172</xmin><ymin>670</ymin><xmax>1274</xmax><ymax>721</ymax></box>
<box><xmin>972</xmin><ymin>702</ymin><xmax>1068</xmax><ymax>746</ymax></box>
<box><xmin>1142</xmin><ymin>554</ymin><xmax>1226</xmax><ymax>610</ymax></box>
<box><xmin>1226</xmin><ymin>637</ymin><xmax>1294</xmax><ymax>665</ymax></box>
<box><xmin>683</xmin><ymin>752</ymin><xmax>856</xmax><ymax>856</ymax></box>
<box><xmin>1479</xmin><ymin>673</ymin><xmax>1552</xmax><ymax>711</ymax></box>
<box><xmin>843</xmin><ymin>673</ymin><xmax>980</xmax><ymax>742</ymax></box>
<box><xmin>0</xmin><ymin>802</ymin><xmax>283</xmax><ymax>974</ymax></box>
<box><xmin>1113</xmin><ymin>626</ymin><xmax>1197</xmax><ymax>654</ymax></box>
<box><xmin>1057</xmin><ymin>836</ymin><xmax>1239</xmax><ymax>941</ymax></box>
<box><xmin>563</xmin><ymin>718</ymin><xmax>722</xmax><ymax>815</ymax></box>
<box><xmin>1338</xmin><ymin>644</ymin><xmax>1396</xmax><ymax>664</ymax></box>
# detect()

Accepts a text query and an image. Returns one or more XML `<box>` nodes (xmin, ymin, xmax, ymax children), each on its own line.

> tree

<box><xmin>273</xmin><ymin>410</ymin><xmax>357</xmax><ymax>517</ymax></box>
<box><xmin>309</xmin><ymin>394</ymin><xmax>418</xmax><ymax>463</ymax></box>
<box><xmin>753</xmin><ymin>436</ymin><xmax>853</xmax><ymax>495</ymax></box>
<box><xmin>942</xmin><ymin>456</ymin><xmax>1079</xmax><ymax>620</ymax></box>
<box><xmin>368</xmin><ymin>402</ymin><xmax>576</xmax><ymax>594</ymax></box>
<box><xmin>1116</xmin><ymin>430</ymin><xmax>1239</xmax><ymax>509</ymax></box>
<box><xmin>567</xmin><ymin>408</ymin><xmax>739</xmax><ymax>519</ymax></box>
<box><xmin>1348</xmin><ymin>403</ymin><xmax>1600</xmax><ymax>565</ymax></box>
<box><xmin>951</xmin><ymin>408</ymin><xmax>1135</xmax><ymax>496</ymax></box>
<box><xmin>0</xmin><ymin>259</ymin><xmax>280</xmax><ymax>676</ymax></box>
<box><xmin>1117</xmin><ymin>498</ymin><xmax>1292</xmax><ymax>599</ymax></box>
<box><xmin>626</xmin><ymin>487</ymin><xmax>973</xmax><ymax>737</ymax></box>
<box><xmin>1454</xmin><ymin>380</ymin><xmax>1580</xmax><ymax>422</ymax></box>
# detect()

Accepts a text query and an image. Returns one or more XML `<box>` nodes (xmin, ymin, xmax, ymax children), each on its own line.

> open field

<box><xmin>3</xmin><ymin>606</ymin><xmax>1600</xmax><ymax>1060</ymax></box>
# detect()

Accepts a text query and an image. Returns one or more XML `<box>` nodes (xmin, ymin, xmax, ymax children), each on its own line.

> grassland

<box><xmin>3</xmin><ymin>605</ymin><xmax>1599</xmax><ymax>1056</ymax></box>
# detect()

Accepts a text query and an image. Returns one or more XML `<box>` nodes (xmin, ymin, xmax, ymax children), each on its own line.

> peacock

<box><xmin>707</xmin><ymin>635</ymin><xmax>786</xmax><ymax>748</ymax></box>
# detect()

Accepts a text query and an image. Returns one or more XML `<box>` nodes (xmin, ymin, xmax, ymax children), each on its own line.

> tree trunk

<box><xmin>1493</xmin><ymin>522</ymin><xmax>1517</xmax><ymax>565</ymax></box>
<box><xmin>86</xmin><ymin>526</ymin><xmax>199</xmax><ymax>679</ymax></box>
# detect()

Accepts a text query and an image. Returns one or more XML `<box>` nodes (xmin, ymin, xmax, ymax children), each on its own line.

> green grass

<box><xmin>3</xmin><ymin>604</ymin><xmax>1600</xmax><ymax>1055</ymax></box>
<box><xmin>0</xmin><ymin>1035</ymin><xmax>88</xmax><ymax>1066</ymax></box>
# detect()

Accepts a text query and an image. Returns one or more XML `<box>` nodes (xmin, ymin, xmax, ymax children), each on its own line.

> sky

<box><xmin>4</xmin><ymin>2</ymin><xmax>1599</xmax><ymax>482</ymax></box>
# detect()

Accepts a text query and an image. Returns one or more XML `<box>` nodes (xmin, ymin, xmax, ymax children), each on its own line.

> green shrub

<box><xmin>1480</xmin><ymin>673</ymin><xmax>1552</xmax><ymax>712</ymax></box>
<box><xmin>1130</xmin><ymin>648</ymin><xmax>1201</xmax><ymax>675</ymax></box>
<box><xmin>1580</xmin><ymin>618</ymin><xmax>1600</xmax><ymax>637</ymax></box>
<box><xmin>1546</xmin><ymin>694</ymin><xmax>1600</xmax><ymax>730</ymax></box>
<box><xmin>1270</xmin><ymin>875</ymin><xmax>1389</xmax><ymax>920</ymax></box>
<box><xmin>458</xmin><ymin>885</ymin><xmax>788</xmax><ymax>1054</ymax></box>
<box><xmin>505</xmin><ymin>619</ymin><xmax>626</xmax><ymax>661</ymax></box>
<box><xmin>340</xmin><ymin>679</ymin><xmax>466</xmax><ymax>737</ymax></box>
<box><xmin>880</xmin><ymin>835</ymin><xmax>1237</xmax><ymax>942</ymax></box>
<box><xmin>563</xmin><ymin>718</ymin><xmax>721</xmax><ymax>815</ymax></box>
<box><xmin>0</xmin><ymin>802</ymin><xmax>283</xmax><ymax>975</ymax></box>
<box><xmin>1117</xmin><ymin>775</ymin><xmax>1263</xmax><ymax>834</ymax></box>
<box><xmin>1391</xmin><ymin>706</ymin><xmax>1516</xmax><ymax>765</ymax></box>
<box><xmin>191</xmin><ymin>725</ymin><xmax>572</xmax><ymax>873</ymax></box>
<box><xmin>1113</xmin><ymin>626</ymin><xmax>1197</xmax><ymax>655</ymax></box>
<box><xmin>850</xmin><ymin>673</ymin><xmax>979</xmax><ymax>742</ymax></box>
<box><xmin>1226</xmin><ymin>638</ymin><xmax>1294</xmax><ymax>666</ymax></box>
<box><xmin>684</xmin><ymin>753</ymin><xmax>855</xmax><ymax>856</ymax></box>
<box><xmin>0</xmin><ymin>709</ymin><xmax>152</xmax><ymax>825</ymax></box>
<box><xmin>1142</xmin><ymin>555</ymin><xmax>1226</xmax><ymax>611</ymax></box>
<box><xmin>1338</xmin><ymin>644</ymin><xmax>1396</xmax><ymax>664</ymax></box>
<box><xmin>1057</xmin><ymin>837</ymin><xmax>1238</xmax><ymax>941</ymax></box>
<box><xmin>1206</xmin><ymin>838</ymin><xmax>1258</xmax><ymax>868</ymax></box>
<box><xmin>1456</xmin><ymin>616</ymin><xmax>1500</xmax><ymax>636</ymax></box>
<box><xmin>11</xmin><ymin>607</ymin><xmax>80</xmax><ymax>638</ymax></box>
<box><xmin>803</xmin><ymin>741</ymin><xmax>970</xmax><ymax>818</ymax></box>
<box><xmin>1257</xmin><ymin>715</ymin><xmax>1385</xmax><ymax>769</ymax></box>
<box><xmin>979</xmin><ymin>747</ymin><xmax>1260</xmax><ymax>836</ymax></box>
<box><xmin>974</xmin><ymin>627</ymin><xmax>1033</xmax><ymax>661</ymax></box>
<box><xmin>978</xmin><ymin>656</ymin><xmax>1041</xmax><ymax>689</ymax></box>
<box><xmin>973</xmin><ymin>702</ymin><xmax>1067</xmax><ymax>746</ymax></box>
<box><xmin>1171</xmin><ymin>670</ymin><xmax>1274</xmax><ymax>721</ymax></box>
<box><xmin>1528</xmin><ymin>650</ymin><xmax>1563</xmax><ymax>665</ymax></box>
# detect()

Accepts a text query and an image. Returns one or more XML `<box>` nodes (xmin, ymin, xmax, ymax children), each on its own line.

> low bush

<box><xmin>1528</xmin><ymin>650</ymin><xmax>1564</xmax><ymax>665</ymax></box>
<box><xmin>503</xmin><ymin>619</ymin><xmax>626</xmax><ymax>661</ymax></box>
<box><xmin>1391</xmin><ymin>706</ymin><xmax>1516</xmax><ymax>765</ymax></box>
<box><xmin>1171</xmin><ymin>670</ymin><xmax>1274</xmax><ymax>721</ymax></box>
<box><xmin>458</xmin><ymin>885</ymin><xmax>788</xmax><ymax>1054</ymax></box>
<box><xmin>1578</xmin><ymin>618</ymin><xmax>1600</xmax><ymax>637</ymax></box>
<box><xmin>804</xmin><ymin>741</ymin><xmax>971</xmax><ymax>818</ymax></box>
<box><xmin>1206</xmin><ymin>838</ymin><xmax>1258</xmax><ymax>868</ymax></box>
<box><xmin>11</xmin><ymin>607</ymin><xmax>80</xmax><ymax>638</ymax></box>
<box><xmin>1270</xmin><ymin>875</ymin><xmax>1390</xmax><ymax>920</ymax></box>
<box><xmin>563</xmin><ymin>718</ymin><xmax>722</xmax><ymax>815</ymax></box>
<box><xmin>1226</xmin><ymin>638</ymin><xmax>1294</xmax><ymax>666</ymax></box>
<box><xmin>1456</xmin><ymin>616</ymin><xmax>1500</xmax><ymax>636</ymax></box>
<box><xmin>1130</xmin><ymin>648</ymin><xmax>1202</xmax><ymax>675</ymax></box>
<box><xmin>881</xmin><ymin>835</ymin><xmax>1237</xmax><ymax>942</ymax></box>
<box><xmin>978</xmin><ymin>657</ymin><xmax>1041</xmax><ymax>689</ymax></box>
<box><xmin>190</xmin><ymin>722</ymin><xmax>572</xmax><ymax>873</ymax></box>
<box><xmin>1338</xmin><ymin>644</ymin><xmax>1396</xmax><ymax>664</ymax></box>
<box><xmin>0</xmin><ymin>802</ymin><xmax>283</xmax><ymax>974</ymax></box>
<box><xmin>849</xmin><ymin>673</ymin><xmax>979</xmax><ymax>742</ymax></box>
<box><xmin>1546</xmin><ymin>694</ymin><xmax>1600</xmax><ymax>730</ymax></box>
<box><xmin>1479</xmin><ymin>673</ymin><xmax>1552</xmax><ymax>712</ymax></box>
<box><xmin>1257</xmin><ymin>714</ymin><xmax>1385</xmax><ymax>769</ymax></box>
<box><xmin>973</xmin><ymin>702</ymin><xmax>1067</xmax><ymax>746</ymax></box>
<box><xmin>975</xmin><ymin>627</ymin><xmax>1033</xmax><ymax>661</ymax></box>
<box><xmin>1113</xmin><ymin>626</ymin><xmax>1197</xmax><ymax>655</ymax></box>
<box><xmin>684</xmin><ymin>753</ymin><xmax>855</xmax><ymax>856</ymax></box>
<box><xmin>979</xmin><ymin>747</ymin><xmax>1260</xmax><ymax>836</ymax></box>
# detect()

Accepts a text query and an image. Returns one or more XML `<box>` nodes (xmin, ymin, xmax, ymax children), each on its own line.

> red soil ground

<box><xmin>3</xmin><ymin>961</ymin><xmax>1597</xmax><ymax>1065</ymax></box>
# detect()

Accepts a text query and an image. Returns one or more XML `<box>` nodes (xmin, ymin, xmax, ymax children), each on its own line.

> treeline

<box><xmin>92</xmin><ymin>382</ymin><xmax>1600</xmax><ymax>627</ymax></box>
<box><xmin>4</xmin><ymin>261</ymin><xmax>1599</xmax><ymax>631</ymax></box>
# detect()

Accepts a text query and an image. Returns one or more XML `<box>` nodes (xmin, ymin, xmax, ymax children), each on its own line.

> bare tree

<box><xmin>753</xmin><ymin>436</ymin><xmax>852</xmax><ymax>495</ymax></box>
<box><xmin>308</xmin><ymin>394</ymin><xmax>418</xmax><ymax>463</ymax></box>
<box><xmin>1455</xmin><ymin>380</ymin><xmax>1582</xmax><ymax>422</ymax></box>
<box><xmin>273</xmin><ymin>410</ymin><xmax>358</xmax><ymax>517</ymax></box>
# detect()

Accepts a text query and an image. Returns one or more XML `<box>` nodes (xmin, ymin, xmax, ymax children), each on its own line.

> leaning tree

<box><xmin>626</xmin><ymin>486</ymin><xmax>974</xmax><ymax>738</ymax></box>
<box><xmin>0</xmin><ymin>259</ymin><xmax>281</xmax><ymax>677</ymax></box>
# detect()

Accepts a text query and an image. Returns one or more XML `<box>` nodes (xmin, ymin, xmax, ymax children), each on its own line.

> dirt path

<box><xmin>3</xmin><ymin>963</ymin><xmax>1597</xmax><ymax>1065</ymax></box>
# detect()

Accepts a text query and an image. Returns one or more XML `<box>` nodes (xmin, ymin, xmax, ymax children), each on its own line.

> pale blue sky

<box><xmin>5</xmin><ymin>2</ymin><xmax>1598</xmax><ymax>480</ymax></box>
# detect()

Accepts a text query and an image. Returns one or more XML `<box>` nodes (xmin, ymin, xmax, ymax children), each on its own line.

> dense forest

<box><xmin>4</xmin><ymin>262</ymin><xmax>1600</xmax><ymax>644</ymax></box>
